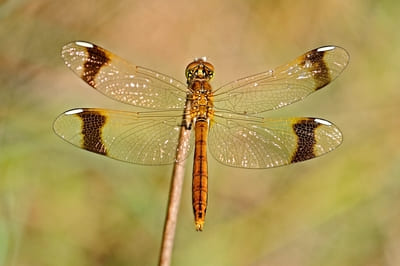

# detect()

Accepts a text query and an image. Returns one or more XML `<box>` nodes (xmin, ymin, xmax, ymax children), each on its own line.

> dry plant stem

<box><xmin>158</xmin><ymin>124</ymin><xmax>191</xmax><ymax>266</ymax></box>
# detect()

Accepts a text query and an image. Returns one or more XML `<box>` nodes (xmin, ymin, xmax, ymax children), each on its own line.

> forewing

<box><xmin>53</xmin><ymin>108</ymin><xmax>192</xmax><ymax>165</ymax></box>
<box><xmin>213</xmin><ymin>46</ymin><xmax>349</xmax><ymax>114</ymax></box>
<box><xmin>209</xmin><ymin>115</ymin><xmax>342</xmax><ymax>168</ymax></box>
<box><xmin>61</xmin><ymin>41</ymin><xmax>187</xmax><ymax>110</ymax></box>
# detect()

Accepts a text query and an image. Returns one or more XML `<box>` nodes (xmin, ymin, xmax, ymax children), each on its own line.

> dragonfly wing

<box><xmin>209</xmin><ymin>115</ymin><xmax>342</xmax><ymax>168</ymax></box>
<box><xmin>213</xmin><ymin>46</ymin><xmax>349</xmax><ymax>114</ymax></box>
<box><xmin>53</xmin><ymin>108</ymin><xmax>193</xmax><ymax>165</ymax></box>
<box><xmin>61</xmin><ymin>41</ymin><xmax>188</xmax><ymax>110</ymax></box>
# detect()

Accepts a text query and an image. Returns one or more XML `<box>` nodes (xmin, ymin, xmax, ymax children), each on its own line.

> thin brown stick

<box><xmin>158</xmin><ymin>116</ymin><xmax>191</xmax><ymax>266</ymax></box>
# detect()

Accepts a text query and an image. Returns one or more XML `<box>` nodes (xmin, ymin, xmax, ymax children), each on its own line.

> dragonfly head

<box><xmin>185</xmin><ymin>57</ymin><xmax>214</xmax><ymax>84</ymax></box>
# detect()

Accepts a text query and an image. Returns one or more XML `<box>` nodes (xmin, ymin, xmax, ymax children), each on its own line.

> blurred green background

<box><xmin>1</xmin><ymin>0</ymin><xmax>399</xmax><ymax>265</ymax></box>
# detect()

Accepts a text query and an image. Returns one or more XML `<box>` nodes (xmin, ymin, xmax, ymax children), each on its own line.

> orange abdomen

<box><xmin>192</xmin><ymin>120</ymin><xmax>209</xmax><ymax>231</ymax></box>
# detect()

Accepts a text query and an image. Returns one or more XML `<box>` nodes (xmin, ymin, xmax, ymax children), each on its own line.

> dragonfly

<box><xmin>54</xmin><ymin>41</ymin><xmax>349</xmax><ymax>231</ymax></box>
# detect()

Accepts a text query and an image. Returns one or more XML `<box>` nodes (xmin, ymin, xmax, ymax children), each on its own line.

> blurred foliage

<box><xmin>0</xmin><ymin>0</ymin><xmax>399</xmax><ymax>265</ymax></box>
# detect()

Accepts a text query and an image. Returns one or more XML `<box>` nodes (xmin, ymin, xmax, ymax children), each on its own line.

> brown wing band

<box><xmin>290</xmin><ymin>118</ymin><xmax>321</xmax><ymax>163</ymax></box>
<box><xmin>82</xmin><ymin>45</ymin><xmax>110</xmax><ymax>87</ymax></box>
<box><xmin>302</xmin><ymin>49</ymin><xmax>331</xmax><ymax>90</ymax></box>
<box><xmin>76</xmin><ymin>111</ymin><xmax>108</xmax><ymax>155</ymax></box>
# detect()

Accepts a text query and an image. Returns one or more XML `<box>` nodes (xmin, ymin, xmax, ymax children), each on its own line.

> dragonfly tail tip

<box><xmin>195</xmin><ymin>222</ymin><xmax>204</xmax><ymax>231</ymax></box>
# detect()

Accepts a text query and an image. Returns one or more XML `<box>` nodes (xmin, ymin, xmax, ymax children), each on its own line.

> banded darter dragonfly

<box><xmin>54</xmin><ymin>41</ymin><xmax>349</xmax><ymax>231</ymax></box>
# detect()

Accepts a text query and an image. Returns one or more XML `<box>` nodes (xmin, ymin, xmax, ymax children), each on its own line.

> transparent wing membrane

<box><xmin>213</xmin><ymin>46</ymin><xmax>349</xmax><ymax>114</ymax></box>
<box><xmin>61</xmin><ymin>41</ymin><xmax>187</xmax><ymax>110</ymax></box>
<box><xmin>209</xmin><ymin>115</ymin><xmax>342</xmax><ymax>168</ymax></box>
<box><xmin>53</xmin><ymin>108</ymin><xmax>193</xmax><ymax>165</ymax></box>
<box><xmin>56</xmin><ymin>42</ymin><xmax>348</xmax><ymax>168</ymax></box>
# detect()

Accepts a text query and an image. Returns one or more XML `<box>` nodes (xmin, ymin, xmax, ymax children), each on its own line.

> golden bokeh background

<box><xmin>1</xmin><ymin>0</ymin><xmax>399</xmax><ymax>265</ymax></box>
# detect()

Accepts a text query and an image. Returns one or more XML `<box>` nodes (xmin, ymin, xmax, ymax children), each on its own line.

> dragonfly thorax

<box><xmin>185</xmin><ymin>58</ymin><xmax>214</xmax><ymax>84</ymax></box>
<box><xmin>189</xmin><ymin>79</ymin><xmax>214</xmax><ymax>121</ymax></box>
